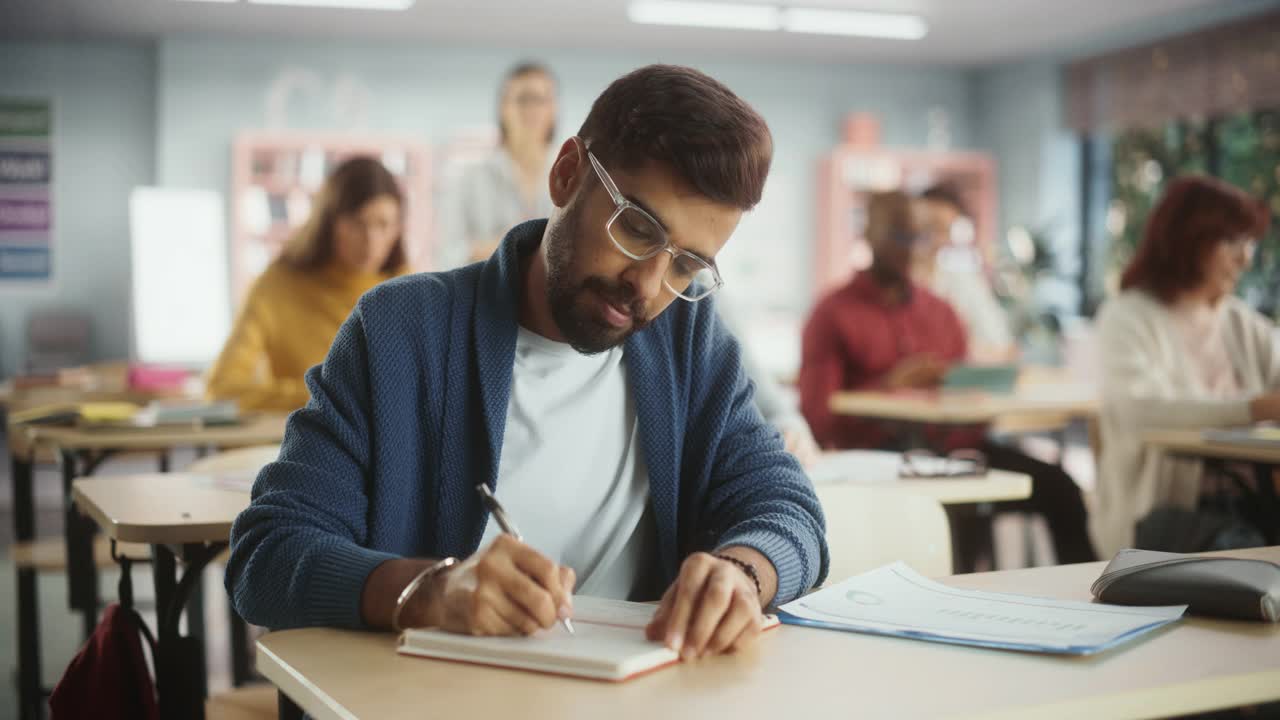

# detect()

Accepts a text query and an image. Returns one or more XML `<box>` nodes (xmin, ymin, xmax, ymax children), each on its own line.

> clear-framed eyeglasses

<box><xmin>584</xmin><ymin>144</ymin><xmax>724</xmax><ymax>302</ymax></box>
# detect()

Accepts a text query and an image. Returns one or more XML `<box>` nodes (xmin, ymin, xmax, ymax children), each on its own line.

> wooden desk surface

<box><xmin>11</xmin><ymin>413</ymin><xmax>288</xmax><ymax>460</ymax></box>
<box><xmin>71</xmin><ymin>473</ymin><xmax>251</xmax><ymax>545</ymax></box>
<box><xmin>258</xmin><ymin>547</ymin><xmax>1280</xmax><ymax>720</ymax></box>
<box><xmin>811</xmin><ymin>451</ymin><xmax>1031</xmax><ymax>504</ymax></box>
<box><xmin>830</xmin><ymin>385</ymin><xmax>1098</xmax><ymax>426</ymax></box>
<box><xmin>1143</xmin><ymin>429</ymin><xmax>1280</xmax><ymax>465</ymax></box>
<box><xmin>892</xmin><ymin>470</ymin><xmax>1032</xmax><ymax>505</ymax></box>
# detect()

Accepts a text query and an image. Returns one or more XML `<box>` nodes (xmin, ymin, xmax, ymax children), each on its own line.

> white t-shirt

<box><xmin>480</xmin><ymin>327</ymin><xmax>655</xmax><ymax>599</ymax></box>
<box><xmin>930</xmin><ymin>248</ymin><xmax>1013</xmax><ymax>352</ymax></box>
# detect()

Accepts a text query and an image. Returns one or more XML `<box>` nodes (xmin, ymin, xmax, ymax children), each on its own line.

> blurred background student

<box><xmin>913</xmin><ymin>184</ymin><xmax>1017</xmax><ymax>363</ymax></box>
<box><xmin>799</xmin><ymin>191</ymin><xmax>1096</xmax><ymax>566</ymax></box>
<box><xmin>437</xmin><ymin>61</ymin><xmax>559</xmax><ymax>268</ymax></box>
<box><xmin>1094</xmin><ymin>175</ymin><xmax>1280</xmax><ymax>557</ymax></box>
<box><xmin>206</xmin><ymin>156</ymin><xmax>407</xmax><ymax>411</ymax></box>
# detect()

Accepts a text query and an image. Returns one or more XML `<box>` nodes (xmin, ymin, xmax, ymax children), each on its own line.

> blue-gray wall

<box><xmin>4</xmin><ymin>0</ymin><xmax>1277</xmax><ymax>374</ymax></box>
<box><xmin>154</xmin><ymin>38</ymin><xmax>974</xmax><ymax>319</ymax></box>
<box><xmin>0</xmin><ymin>41</ymin><xmax>156</xmax><ymax>377</ymax></box>
<box><xmin>0</xmin><ymin>38</ymin><xmax>976</xmax><ymax>373</ymax></box>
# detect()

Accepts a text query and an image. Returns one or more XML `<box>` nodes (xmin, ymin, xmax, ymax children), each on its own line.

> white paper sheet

<box><xmin>779</xmin><ymin>562</ymin><xmax>1185</xmax><ymax>655</ymax></box>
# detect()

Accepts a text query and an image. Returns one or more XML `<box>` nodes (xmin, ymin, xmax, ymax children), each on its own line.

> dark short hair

<box><xmin>279</xmin><ymin>156</ymin><xmax>406</xmax><ymax>273</ymax></box>
<box><xmin>577</xmin><ymin>64</ymin><xmax>772</xmax><ymax>210</ymax></box>
<box><xmin>1120</xmin><ymin>174</ymin><xmax>1270</xmax><ymax>303</ymax></box>
<box><xmin>498</xmin><ymin>61</ymin><xmax>557</xmax><ymax>145</ymax></box>
<box><xmin>921</xmin><ymin>183</ymin><xmax>967</xmax><ymax>216</ymax></box>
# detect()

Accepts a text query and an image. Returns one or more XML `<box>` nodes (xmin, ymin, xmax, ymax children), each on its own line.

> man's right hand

<box><xmin>884</xmin><ymin>354</ymin><xmax>948</xmax><ymax>390</ymax></box>
<box><xmin>421</xmin><ymin>534</ymin><xmax>575</xmax><ymax>636</ymax></box>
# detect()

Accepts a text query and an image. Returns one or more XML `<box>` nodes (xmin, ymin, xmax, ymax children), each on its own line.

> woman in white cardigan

<box><xmin>1094</xmin><ymin>174</ymin><xmax>1280</xmax><ymax>558</ymax></box>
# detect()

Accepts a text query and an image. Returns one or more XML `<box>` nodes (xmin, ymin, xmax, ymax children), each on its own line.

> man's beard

<box><xmin>544</xmin><ymin>204</ymin><xmax>651</xmax><ymax>355</ymax></box>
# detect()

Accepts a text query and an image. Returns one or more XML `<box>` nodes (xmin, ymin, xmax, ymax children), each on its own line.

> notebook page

<box><xmin>398</xmin><ymin>620</ymin><xmax>677</xmax><ymax>680</ymax></box>
<box><xmin>571</xmin><ymin>596</ymin><xmax>659</xmax><ymax>628</ymax></box>
<box><xmin>571</xmin><ymin>595</ymin><xmax>780</xmax><ymax>629</ymax></box>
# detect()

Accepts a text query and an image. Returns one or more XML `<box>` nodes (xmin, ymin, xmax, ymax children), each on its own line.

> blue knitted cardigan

<box><xmin>225</xmin><ymin>219</ymin><xmax>828</xmax><ymax>630</ymax></box>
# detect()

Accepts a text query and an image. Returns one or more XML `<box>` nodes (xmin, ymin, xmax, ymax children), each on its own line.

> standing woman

<box><xmin>207</xmin><ymin>156</ymin><xmax>407</xmax><ymax>411</ymax></box>
<box><xmin>1094</xmin><ymin>174</ymin><xmax>1280</xmax><ymax>557</ymax></box>
<box><xmin>439</xmin><ymin>61</ymin><xmax>558</xmax><ymax>268</ymax></box>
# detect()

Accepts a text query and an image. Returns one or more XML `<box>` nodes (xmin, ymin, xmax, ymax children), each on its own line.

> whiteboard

<box><xmin>129</xmin><ymin>187</ymin><xmax>231</xmax><ymax>367</ymax></box>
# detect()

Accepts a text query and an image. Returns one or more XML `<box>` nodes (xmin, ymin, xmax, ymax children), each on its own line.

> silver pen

<box><xmin>476</xmin><ymin>483</ymin><xmax>575</xmax><ymax>634</ymax></box>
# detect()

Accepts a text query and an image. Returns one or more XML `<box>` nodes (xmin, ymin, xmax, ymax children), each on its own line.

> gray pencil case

<box><xmin>1091</xmin><ymin>549</ymin><xmax>1280</xmax><ymax>622</ymax></box>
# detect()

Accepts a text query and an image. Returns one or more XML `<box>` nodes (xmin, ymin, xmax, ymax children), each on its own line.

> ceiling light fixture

<box><xmin>627</xmin><ymin>1</ymin><xmax>781</xmax><ymax>32</ymax></box>
<box><xmin>245</xmin><ymin>0</ymin><xmax>415</xmax><ymax>9</ymax></box>
<box><xmin>782</xmin><ymin>7</ymin><xmax>927</xmax><ymax>39</ymax></box>
<box><xmin>626</xmin><ymin>2</ymin><xmax>926</xmax><ymax>40</ymax></box>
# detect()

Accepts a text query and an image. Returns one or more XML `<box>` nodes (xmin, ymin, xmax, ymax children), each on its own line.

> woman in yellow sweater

<box><xmin>207</xmin><ymin>156</ymin><xmax>406</xmax><ymax>411</ymax></box>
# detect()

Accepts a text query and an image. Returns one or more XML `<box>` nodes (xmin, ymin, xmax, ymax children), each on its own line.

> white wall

<box><xmin>0</xmin><ymin>41</ymin><xmax>156</xmax><ymax>377</ymax></box>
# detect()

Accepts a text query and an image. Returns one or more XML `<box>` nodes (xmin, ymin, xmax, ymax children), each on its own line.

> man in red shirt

<box><xmin>799</xmin><ymin>191</ymin><xmax>1095</xmax><ymax>566</ymax></box>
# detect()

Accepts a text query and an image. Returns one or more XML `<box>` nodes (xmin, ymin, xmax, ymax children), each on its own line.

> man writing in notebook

<box><xmin>227</xmin><ymin>65</ymin><xmax>828</xmax><ymax>661</ymax></box>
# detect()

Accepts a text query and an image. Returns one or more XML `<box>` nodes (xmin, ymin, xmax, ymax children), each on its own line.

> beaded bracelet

<box><xmin>714</xmin><ymin>553</ymin><xmax>762</xmax><ymax>599</ymax></box>
<box><xmin>390</xmin><ymin>557</ymin><xmax>458</xmax><ymax>632</ymax></box>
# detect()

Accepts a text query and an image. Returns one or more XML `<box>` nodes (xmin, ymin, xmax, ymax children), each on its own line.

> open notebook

<box><xmin>397</xmin><ymin>595</ymin><xmax>779</xmax><ymax>682</ymax></box>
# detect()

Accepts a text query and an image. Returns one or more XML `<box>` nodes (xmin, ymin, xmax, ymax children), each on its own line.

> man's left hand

<box><xmin>644</xmin><ymin>552</ymin><xmax>766</xmax><ymax>660</ymax></box>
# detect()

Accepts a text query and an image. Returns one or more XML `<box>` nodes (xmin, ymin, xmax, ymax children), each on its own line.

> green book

<box><xmin>942</xmin><ymin>364</ymin><xmax>1019</xmax><ymax>394</ymax></box>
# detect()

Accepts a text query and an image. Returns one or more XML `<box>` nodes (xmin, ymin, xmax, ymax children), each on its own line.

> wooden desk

<box><xmin>9</xmin><ymin>415</ymin><xmax>285</xmax><ymax>720</ymax></box>
<box><xmin>893</xmin><ymin>472</ymin><xmax>1031</xmax><ymax>505</ymax></box>
<box><xmin>258</xmin><ymin>547</ymin><xmax>1280</xmax><ymax>720</ymax></box>
<box><xmin>1143</xmin><ymin>429</ymin><xmax>1280</xmax><ymax>465</ymax></box>
<box><xmin>73</xmin><ymin>473</ymin><xmax>254</xmax><ymax>720</ymax></box>
<box><xmin>72</xmin><ymin>474</ymin><xmax>250</xmax><ymax>546</ymax></box>
<box><xmin>0</xmin><ymin>363</ymin><xmax>181</xmax><ymax>413</ymax></box>
<box><xmin>810</xmin><ymin>450</ymin><xmax>1031</xmax><ymax>505</ymax></box>
<box><xmin>9</xmin><ymin>412</ymin><xmax>288</xmax><ymax>461</ymax></box>
<box><xmin>829</xmin><ymin>386</ymin><xmax>1098</xmax><ymax>426</ymax></box>
<box><xmin>1142</xmin><ymin>429</ymin><xmax>1280</xmax><ymax>545</ymax></box>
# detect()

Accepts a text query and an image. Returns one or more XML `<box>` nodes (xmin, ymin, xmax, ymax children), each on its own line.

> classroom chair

<box><xmin>24</xmin><ymin>308</ymin><xmax>91</xmax><ymax>374</ymax></box>
<box><xmin>814</xmin><ymin>484</ymin><xmax>953</xmax><ymax>584</ymax></box>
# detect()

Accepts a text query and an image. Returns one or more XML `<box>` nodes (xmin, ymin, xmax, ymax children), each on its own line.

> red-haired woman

<box><xmin>1094</xmin><ymin>175</ymin><xmax>1279</xmax><ymax>557</ymax></box>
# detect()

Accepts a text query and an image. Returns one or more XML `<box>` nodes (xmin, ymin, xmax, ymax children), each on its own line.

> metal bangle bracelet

<box><xmin>391</xmin><ymin>557</ymin><xmax>458</xmax><ymax>632</ymax></box>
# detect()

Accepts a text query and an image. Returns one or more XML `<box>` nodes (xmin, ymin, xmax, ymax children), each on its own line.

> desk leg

<box><xmin>151</xmin><ymin>543</ymin><xmax>222</xmax><ymax>720</ymax></box>
<box><xmin>59</xmin><ymin>448</ymin><xmax>99</xmax><ymax>639</ymax></box>
<box><xmin>1252</xmin><ymin>462</ymin><xmax>1279</xmax><ymax>545</ymax></box>
<box><xmin>12</xmin><ymin>453</ymin><xmax>43</xmax><ymax>720</ymax></box>
<box><xmin>229</xmin><ymin>606</ymin><xmax>254</xmax><ymax>687</ymax></box>
<box><xmin>900</xmin><ymin>423</ymin><xmax>926</xmax><ymax>451</ymax></box>
<box><xmin>279</xmin><ymin>691</ymin><xmax>304</xmax><ymax>720</ymax></box>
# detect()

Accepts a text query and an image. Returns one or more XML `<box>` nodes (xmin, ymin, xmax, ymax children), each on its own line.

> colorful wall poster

<box><xmin>0</xmin><ymin>98</ymin><xmax>53</xmax><ymax>281</ymax></box>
